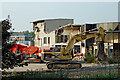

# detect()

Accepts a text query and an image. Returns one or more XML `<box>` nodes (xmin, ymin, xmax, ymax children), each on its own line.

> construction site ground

<box><xmin>2</xmin><ymin>63</ymin><xmax>119</xmax><ymax>72</ymax></box>
<box><xmin>2</xmin><ymin>63</ymin><xmax>119</xmax><ymax>78</ymax></box>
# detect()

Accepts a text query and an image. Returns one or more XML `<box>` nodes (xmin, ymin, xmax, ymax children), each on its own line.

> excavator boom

<box><xmin>63</xmin><ymin>27</ymin><xmax>104</xmax><ymax>56</ymax></box>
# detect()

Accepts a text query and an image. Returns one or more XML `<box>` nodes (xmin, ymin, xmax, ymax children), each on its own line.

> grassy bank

<box><xmin>2</xmin><ymin>69</ymin><xmax>120</xmax><ymax>80</ymax></box>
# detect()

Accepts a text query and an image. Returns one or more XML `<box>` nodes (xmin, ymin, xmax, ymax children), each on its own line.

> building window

<box><xmin>41</xmin><ymin>24</ymin><xmax>43</xmax><ymax>26</ymax></box>
<box><xmin>40</xmin><ymin>38</ymin><xmax>42</xmax><ymax>46</ymax></box>
<box><xmin>44</xmin><ymin>37</ymin><xmax>47</xmax><ymax>44</ymax></box>
<box><xmin>64</xmin><ymin>35</ymin><xmax>68</xmax><ymax>43</ymax></box>
<box><xmin>55</xmin><ymin>35</ymin><xmax>61</xmax><ymax>43</ymax></box>
<box><xmin>61</xmin><ymin>35</ymin><xmax>63</xmax><ymax>42</ymax></box>
<box><xmin>74</xmin><ymin>45</ymin><xmax>80</xmax><ymax>53</ymax></box>
<box><xmin>35</xmin><ymin>27</ymin><xmax>40</xmax><ymax>32</ymax></box>
<box><xmin>48</xmin><ymin>37</ymin><xmax>50</xmax><ymax>44</ymax></box>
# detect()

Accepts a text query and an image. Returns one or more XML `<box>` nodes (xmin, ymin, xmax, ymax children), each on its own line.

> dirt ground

<box><xmin>2</xmin><ymin>63</ymin><xmax>118</xmax><ymax>72</ymax></box>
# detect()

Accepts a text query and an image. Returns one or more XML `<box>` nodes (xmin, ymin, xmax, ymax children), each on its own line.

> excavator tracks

<box><xmin>46</xmin><ymin>59</ymin><xmax>82</xmax><ymax>69</ymax></box>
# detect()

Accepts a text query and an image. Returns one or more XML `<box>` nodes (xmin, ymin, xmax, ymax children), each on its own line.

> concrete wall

<box><xmin>96</xmin><ymin>22</ymin><xmax>120</xmax><ymax>31</ymax></box>
<box><xmin>106</xmin><ymin>32</ymin><xmax>120</xmax><ymax>43</ymax></box>
<box><xmin>45</xmin><ymin>19</ymin><xmax>73</xmax><ymax>33</ymax></box>
<box><xmin>34</xmin><ymin>22</ymin><xmax>55</xmax><ymax>47</ymax></box>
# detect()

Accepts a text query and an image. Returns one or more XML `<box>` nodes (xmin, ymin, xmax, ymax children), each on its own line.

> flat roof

<box><xmin>55</xmin><ymin>24</ymin><xmax>82</xmax><ymax>31</ymax></box>
<box><xmin>31</xmin><ymin>18</ymin><xmax>73</xmax><ymax>23</ymax></box>
<box><xmin>93</xmin><ymin>22</ymin><xmax>120</xmax><ymax>24</ymax></box>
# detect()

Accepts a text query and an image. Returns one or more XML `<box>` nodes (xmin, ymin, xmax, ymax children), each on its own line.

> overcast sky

<box><xmin>2</xmin><ymin>2</ymin><xmax>118</xmax><ymax>32</ymax></box>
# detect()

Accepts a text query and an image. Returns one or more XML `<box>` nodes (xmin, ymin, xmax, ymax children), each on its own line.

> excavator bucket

<box><xmin>96</xmin><ymin>27</ymin><xmax>108</xmax><ymax>62</ymax></box>
<box><xmin>97</xmin><ymin>27</ymin><xmax>105</xmax><ymax>41</ymax></box>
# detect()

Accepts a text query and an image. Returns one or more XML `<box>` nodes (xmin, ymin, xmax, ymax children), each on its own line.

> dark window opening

<box><xmin>61</xmin><ymin>35</ymin><xmax>63</xmax><ymax>42</ymax></box>
<box><xmin>64</xmin><ymin>35</ymin><xmax>68</xmax><ymax>43</ymax></box>
<box><xmin>44</xmin><ymin>37</ymin><xmax>47</xmax><ymax>44</ymax></box>
<box><xmin>74</xmin><ymin>45</ymin><xmax>80</xmax><ymax>53</ymax></box>
<box><xmin>48</xmin><ymin>37</ymin><xmax>50</xmax><ymax>44</ymax></box>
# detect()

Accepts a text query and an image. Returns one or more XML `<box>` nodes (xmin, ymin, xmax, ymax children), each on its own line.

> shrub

<box><xmin>107</xmin><ymin>57</ymin><xmax>120</xmax><ymax>64</ymax></box>
<box><xmin>84</xmin><ymin>51</ymin><xmax>96</xmax><ymax>63</ymax></box>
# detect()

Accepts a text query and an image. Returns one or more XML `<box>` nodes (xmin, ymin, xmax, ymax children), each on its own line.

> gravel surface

<box><xmin>3</xmin><ymin>63</ymin><xmax>48</xmax><ymax>72</ymax></box>
<box><xmin>2</xmin><ymin>63</ymin><xmax>119</xmax><ymax>72</ymax></box>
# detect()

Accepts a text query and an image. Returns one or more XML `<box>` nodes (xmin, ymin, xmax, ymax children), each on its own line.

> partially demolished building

<box><xmin>32</xmin><ymin>18</ymin><xmax>120</xmax><ymax>58</ymax></box>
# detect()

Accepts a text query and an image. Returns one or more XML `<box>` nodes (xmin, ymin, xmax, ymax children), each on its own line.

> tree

<box><xmin>1</xmin><ymin>16</ymin><xmax>24</xmax><ymax>69</ymax></box>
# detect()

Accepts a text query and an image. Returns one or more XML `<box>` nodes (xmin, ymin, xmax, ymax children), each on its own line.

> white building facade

<box><xmin>33</xmin><ymin>19</ymin><xmax>74</xmax><ymax>47</ymax></box>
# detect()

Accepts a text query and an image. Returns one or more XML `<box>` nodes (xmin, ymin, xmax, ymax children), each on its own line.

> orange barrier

<box><xmin>74</xmin><ymin>53</ymin><xmax>85</xmax><ymax>58</ymax></box>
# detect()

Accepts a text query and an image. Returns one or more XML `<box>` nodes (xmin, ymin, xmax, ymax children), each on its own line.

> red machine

<box><xmin>10</xmin><ymin>44</ymin><xmax>50</xmax><ymax>63</ymax></box>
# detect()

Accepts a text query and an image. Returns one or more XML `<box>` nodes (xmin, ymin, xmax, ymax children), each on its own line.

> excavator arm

<box><xmin>62</xmin><ymin>27</ymin><xmax>104</xmax><ymax>55</ymax></box>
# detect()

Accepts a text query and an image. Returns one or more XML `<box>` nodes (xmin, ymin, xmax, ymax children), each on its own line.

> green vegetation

<box><xmin>1</xmin><ymin>16</ymin><xmax>25</xmax><ymax>69</ymax></box>
<box><xmin>107</xmin><ymin>57</ymin><xmax>120</xmax><ymax>64</ymax></box>
<box><xmin>70</xmin><ymin>72</ymin><xmax>119</xmax><ymax>79</ymax></box>
<box><xmin>84</xmin><ymin>52</ymin><xmax>96</xmax><ymax>63</ymax></box>
<box><xmin>2</xmin><ymin>69</ymin><xmax>120</xmax><ymax>79</ymax></box>
<box><xmin>84</xmin><ymin>51</ymin><xmax>120</xmax><ymax>64</ymax></box>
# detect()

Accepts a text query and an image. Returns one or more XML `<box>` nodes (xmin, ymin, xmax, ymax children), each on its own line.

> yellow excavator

<box><xmin>41</xmin><ymin>27</ymin><xmax>105</xmax><ymax>69</ymax></box>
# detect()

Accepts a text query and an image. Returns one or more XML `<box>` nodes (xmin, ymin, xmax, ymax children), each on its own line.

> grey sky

<box><xmin>2</xmin><ymin>2</ymin><xmax>118</xmax><ymax>32</ymax></box>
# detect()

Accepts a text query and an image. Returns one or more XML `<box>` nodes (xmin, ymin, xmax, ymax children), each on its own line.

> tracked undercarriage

<box><xmin>46</xmin><ymin>59</ymin><xmax>82</xmax><ymax>69</ymax></box>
